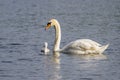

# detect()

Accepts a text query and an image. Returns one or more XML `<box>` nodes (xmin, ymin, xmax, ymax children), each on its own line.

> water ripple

<box><xmin>80</xmin><ymin>78</ymin><xmax>93</xmax><ymax>80</ymax></box>
<box><xmin>0</xmin><ymin>44</ymin><xmax>8</xmax><ymax>49</ymax></box>
<box><xmin>0</xmin><ymin>75</ymin><xmax>13</xmax><ymax>77</ymax></box>
<box><xmin>7</xmin><ymin>43</ymin><xmax>24</xmax><ymax>46</ymax></box>
<box><xmin>17</xmin><ymin>58</ymin><xmax>33</xmax><ymax>62</ymax></box>
<box><xmin>1</xmin><ymin>60</ymin><xmax>13</xmax><ymax>63</ymax></box>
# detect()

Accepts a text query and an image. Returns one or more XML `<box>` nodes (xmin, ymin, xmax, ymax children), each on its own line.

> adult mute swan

<box><xmin>45</xmin><ymin>19</ymin><xmax>109</xmax><ymax>54</ymax></box>
<box><xmin>41</xmin><ymin>42</ymin><xmax>50</xmax><ymax>55</ymax></box>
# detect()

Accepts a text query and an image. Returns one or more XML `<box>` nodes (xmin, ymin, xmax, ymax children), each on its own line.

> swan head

<box><xmin>45</xmin><ymin>19</ymin><xmax>58</xmax><ymax>30</ymax></box>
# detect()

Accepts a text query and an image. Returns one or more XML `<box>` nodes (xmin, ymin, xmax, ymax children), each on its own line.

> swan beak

<box><xmin>45</xmin><ymin>22</ymin><xmax>51</xmax><ymax>30</ymax></box>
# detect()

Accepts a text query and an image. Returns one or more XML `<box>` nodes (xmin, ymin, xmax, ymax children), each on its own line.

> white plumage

<box><xmin>41</xmin><ymin>42</ymin><xmax>50</xmax><ymax>55</ymax></box>
<box><xmin>45</xmin><ymin>19</ymin><xmax>109</xmax><ymax>54</ymax></box>
<box><xmin>60</xmin><ymin>39</ymin><xmax>109</xmax><ymax>54</ymax></box>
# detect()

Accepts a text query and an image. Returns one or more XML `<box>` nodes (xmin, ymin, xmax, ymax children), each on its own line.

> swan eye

<box><xmin>47</xmin><ymin>22</ymin><xmax>51</xmax><ymax>27</ymax></box>
<box><xmin>47</xmin><ymin>22</ymin><xmax>51</xmax><ymax>25</ymax></box>
<box><xmin>45</xmin><ymin>22</ymin><xmax>52</xmax><ymax>30</ymax></box>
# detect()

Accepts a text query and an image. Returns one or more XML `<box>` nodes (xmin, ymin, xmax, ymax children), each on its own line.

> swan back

<box><xmin>61</xmin><ymin>39</ymin><xmax>109</xmax><ymax>54</ymax></box>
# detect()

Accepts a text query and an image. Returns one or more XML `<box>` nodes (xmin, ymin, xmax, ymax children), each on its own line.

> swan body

<box><xmin>45</xmin><ymin>19</ymin><xmax>109</xmax><ymax>54</ymax></box>
<box><xmin>60</xmin><ymin>39</ymin><xmax>109</xmax><ymax>54</ymax></box>
<box><xmin>41</xmin><ymin>42</ymin><xmax>50</xmax><ymax>55</ymax></box>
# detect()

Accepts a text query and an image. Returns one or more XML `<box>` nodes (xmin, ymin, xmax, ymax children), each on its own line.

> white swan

<box><xmin>41</xmin><ymin>42</ymin><xmax>50</xmax><ymax>55</ymax></box>
<box><xmin>45</xmin><ymin>19</ymin><xmax>109</xmax><ymax>54</ymax></box>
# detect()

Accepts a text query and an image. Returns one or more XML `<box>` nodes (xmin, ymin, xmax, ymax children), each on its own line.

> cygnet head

<box><xmin>44</xmin><ymin>42</ymin><xmax>48</xmax><ymax>48</ymax></box>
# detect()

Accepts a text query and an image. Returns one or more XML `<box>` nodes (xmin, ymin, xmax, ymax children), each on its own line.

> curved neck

<box><xmin>45</xmin><ymin>43</ymin><xmax>48</xmax><ymax>49</ymax></box>
<box><xmin>45</xmin><ymin>45</ymin><xmax>47</xmax><ymax>49</ymax></box>
<box><xmin>53</xmin><ymin>21</ymin><xmax>61</xmax><ymax>51</ymax></box>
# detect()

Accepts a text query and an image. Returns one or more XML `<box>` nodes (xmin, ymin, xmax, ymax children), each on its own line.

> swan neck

<box><xmin>53</xmin><ymin>21</ymin><xmax>61</xmax><ymax>51</ymax></box>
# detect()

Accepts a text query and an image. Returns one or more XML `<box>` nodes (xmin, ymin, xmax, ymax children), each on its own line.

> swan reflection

<box><xmin>67</xmin><ymin>53</ymin><xmax>107</xmax><ymax>60</ymax></box>
<box><xmin>49</xmin><ymin>51</ymin><xmax>61</xmax><ymax>80</ymax></box>
<box><xmin>41</xmin><ymin>51</ymin><xmax>61</xmax><ymax>80</ymax></box>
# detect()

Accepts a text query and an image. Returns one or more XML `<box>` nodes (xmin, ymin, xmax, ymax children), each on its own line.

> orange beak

<box><xmin>45</xmin><ymin>22</ymin><xmax>51</xmax><ymax>30</ymax></box>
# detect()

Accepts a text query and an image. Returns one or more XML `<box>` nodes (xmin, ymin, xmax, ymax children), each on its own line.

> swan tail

<box><xmin>98</xmin><ymin>44</ymin><xmax>109</xmax><ymax>54</ymax></box>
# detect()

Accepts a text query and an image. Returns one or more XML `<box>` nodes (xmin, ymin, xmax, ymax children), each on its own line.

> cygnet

<box><xmin>41</xmin><ymin>42</ymin><xmax>50</xmax><ymax>55</ymax></box>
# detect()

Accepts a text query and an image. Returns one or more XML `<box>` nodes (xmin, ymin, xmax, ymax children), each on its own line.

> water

<box><xmin>0</xmin><ymin>0</ymin><xmax>120</xmax><ymax>80</ymax></box>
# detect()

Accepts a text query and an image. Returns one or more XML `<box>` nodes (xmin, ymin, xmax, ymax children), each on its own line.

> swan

<box><xmin>45</xmin><ymin>19</ymin><xmax>109</xmax><ymax>54</ymax></box>
<box><xmin>41</xmin><ymin>42</ymin><xmax>50</xmax><ymax>55</ymax></box>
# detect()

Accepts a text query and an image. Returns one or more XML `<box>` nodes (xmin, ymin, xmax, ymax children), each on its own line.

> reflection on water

<box><xmin>67</xmin><ymin>53</ymin><xmax>107</xmax><ymax>60</ymax></box>
<box><xmin>43</xmin><ymin>52</ymin><xmax>61</xmax><ymax>80</ymax></box>
<box><xmin>51</xmin><ymin>52</ymin><xmax>61</xmax><ymax>80</ymax></box>
<box><xmin>48</xmin><ymin>52</ymin><xmax>107</xmax><ymax>80</ymax></box>
<box><xmin>52</xmin><ymin>52</ymin><xmax>61</xmax><ymax>64</ymax></box>
<box><xmin>53</xmin><ymin>51</ymin><xmax>61</xmax><ymax>59</ymax></box>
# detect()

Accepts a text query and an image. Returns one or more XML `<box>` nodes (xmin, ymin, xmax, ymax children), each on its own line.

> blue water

<box><xmin>0</xmin><ymin>0</ymin><xmax>120</xmax><ymax>80</ymax></box>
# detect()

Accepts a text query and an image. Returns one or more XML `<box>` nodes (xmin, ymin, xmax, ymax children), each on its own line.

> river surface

<box><xmin>0</xmin><ymin>0</ymin><xmax>120</xmax><ymax>80</ymax></box>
